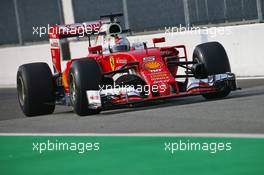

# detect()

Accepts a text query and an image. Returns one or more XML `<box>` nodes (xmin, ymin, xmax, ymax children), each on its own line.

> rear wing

<box><xmin>48</xmin><ymin>13</ymin><xmax>123</xmax><ymax>39</ymax></box>
<box><xmin>49</xmin><ymin>13</ymin><xmax>123</xmax><ymax>73</ymax></box>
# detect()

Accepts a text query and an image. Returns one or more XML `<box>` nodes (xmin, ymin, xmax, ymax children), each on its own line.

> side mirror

<box><xmin>88</xmin><ymin>45</ymin><xmax>103</xmax><ymax>54</ymax></box>
<box><xmin>153</xmin><ymin>37</ymin><xmax>165</xmax><ymax>47</ymax></box>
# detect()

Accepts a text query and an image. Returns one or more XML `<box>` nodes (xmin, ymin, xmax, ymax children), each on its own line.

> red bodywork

<box><xmin>48</xmin><ymin>20</ymin><xmax>216</xmax><ymax>106</ymax></box>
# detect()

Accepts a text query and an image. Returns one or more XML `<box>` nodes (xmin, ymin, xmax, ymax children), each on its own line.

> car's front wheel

<box><xmin>68</xmin><ymin>59</ymin><xmax>102</xmax><ymax>116</ymax></box>
<box><xmin>193</xmin><ymin>42</ymin><xmax>231</xmax><ymax>99</ymax></box>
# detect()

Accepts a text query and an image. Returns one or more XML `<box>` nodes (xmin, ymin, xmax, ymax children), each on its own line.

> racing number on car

<box><xmin>110</xmin><ymin>56</ymin><xmax>115</xmax><ymax>71</ymax></box>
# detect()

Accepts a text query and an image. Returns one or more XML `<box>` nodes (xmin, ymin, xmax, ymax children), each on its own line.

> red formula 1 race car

<box><xmin>17</xmin><ymin>13</ymin><xmax>237</xmax><ymax>116</ymax></box>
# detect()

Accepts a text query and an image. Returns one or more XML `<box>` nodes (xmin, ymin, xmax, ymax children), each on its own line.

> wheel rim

<box><xmin>69</xmin><ymin>74</ymin><xmax>77</xmax><ymax>104</ymax></box>
<box><xmin>193</xmin><ymin>57</ymin><xmax>199</xmax><ymax>63</ymax></box>
<box><xmin>17</xmin><ymin>76</ymin><xmax>25</xmax><ymax>106</ymax></box>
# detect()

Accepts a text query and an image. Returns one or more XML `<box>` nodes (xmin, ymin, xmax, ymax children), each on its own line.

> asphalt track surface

<box><xmin>0</xmin><ymin>79</ymin><xmax>263</xmax><ymax>133</ymax></box>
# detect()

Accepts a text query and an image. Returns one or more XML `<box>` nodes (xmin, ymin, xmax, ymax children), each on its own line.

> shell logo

<box><xmin>144</xmin><ymin>61</ymin><xmax>162</xmax><ymax>69</ymax></box>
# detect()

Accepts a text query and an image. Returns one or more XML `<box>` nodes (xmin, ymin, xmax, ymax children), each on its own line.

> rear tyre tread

<box><xmin>17</xmin><ymin>62</ymin><xmax>55</xmax><ymax>117</ymax></box>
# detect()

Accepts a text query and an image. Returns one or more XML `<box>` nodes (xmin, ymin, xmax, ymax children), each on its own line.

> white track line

<box><xmin>0</xmin><ymin>133</ymin><xmax>264</xmax><ymax>138</ymax></box>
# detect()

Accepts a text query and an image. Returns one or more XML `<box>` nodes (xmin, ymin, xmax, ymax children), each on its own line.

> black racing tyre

<box><xmin>193</xmin><ymin>42</ymin><xmax>231</xmax><ymax>99</ymax></box>
<box><xmin>69</xmin><ymin>59</ymin><xmax>102</xmax><ymax>116</ymax></box>
<box><xmin>17</xmin><ymin>62</ymin><xmax>55</xmax><ymax>116</ymax></box>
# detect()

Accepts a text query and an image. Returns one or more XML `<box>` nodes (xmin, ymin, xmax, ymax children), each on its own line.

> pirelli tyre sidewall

<box><xmin>17</xmin><ymin>62</ymin><xmax>55</xmax><ymax>116</ymax></box>
<box><xmin>69</xmin><ymin>59</ymin><xmax>102</xmax><ymax>116</ymax></box>
<box><xmin>193</xmin><ymin>42</ymin><xmax>231</xmax><ymax>99</ymax></box>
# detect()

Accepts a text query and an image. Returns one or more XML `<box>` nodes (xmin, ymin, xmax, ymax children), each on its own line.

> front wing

<box><xmin>86</xmin><ymin>73</ymin><xmax>238</xmax><ymax>109</ymax></box>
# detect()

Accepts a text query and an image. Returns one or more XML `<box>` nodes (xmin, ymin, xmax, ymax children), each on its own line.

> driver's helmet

<box><xmin>109</xmin><ymin>34</ymin><xmax>130</xmax><ymax>53</ymax></box>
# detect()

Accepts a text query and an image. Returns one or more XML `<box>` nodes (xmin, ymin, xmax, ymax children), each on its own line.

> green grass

<box><xmin>0</xmin><ymin>136</ymin><xmax>263</xmax><ymax>175</ymax></box>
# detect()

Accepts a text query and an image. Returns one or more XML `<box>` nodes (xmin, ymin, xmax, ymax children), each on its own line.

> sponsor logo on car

<box><xmin>151</xmin><ymin>73</ymin><xmax>168</xmax><ymax>79</ymax></box>
<box><xmin>50</xmin><ymin>39</ymin><xmax>59</xmax><ymax>48</ymax></box>
<box><xmin>116</xmin><ymin>58</ymin><xmax>127</xmax><ymax>64</ymax></box>
<box><xmin>149</xmin><ymin>69</ymin><xmax>162</xmax><ymax>73</ymax></box>
<box><xmin>143</xmin><ymin>56</ymin><xmax>156</xmax><ymax>62</ymax></box>
<box><xmin>143</xmin><ymin>61</ymin><xmax>162</xmax><ymax>69</ymax></box>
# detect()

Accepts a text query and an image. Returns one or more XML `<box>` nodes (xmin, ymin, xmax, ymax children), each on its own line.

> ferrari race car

<box><xmin>17</xmin><ymin>13</ymin><xmax>237</xmax><ymax>116</ymax></box>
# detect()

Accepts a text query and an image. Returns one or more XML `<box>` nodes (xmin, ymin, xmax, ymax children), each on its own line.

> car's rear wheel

<box><xmin>69</xmin><ymin>59</ymin><xmax>102</xmax><ymax>116</ymax></box>
<box><xmin>193</xmin><ymin>42</ymin><xmax>231</xmax><ymax>99</ymax></box>
<box><xmin>17</xmin><ymin>62</ymin><xmax>55</xmax><ymax>116</ymax></box>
